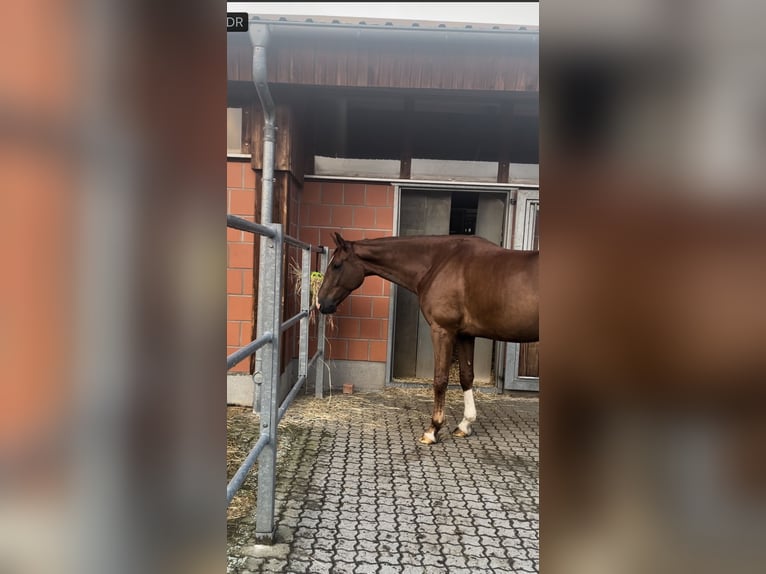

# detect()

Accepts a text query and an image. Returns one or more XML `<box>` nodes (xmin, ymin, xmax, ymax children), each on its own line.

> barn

<box><xmin>226</xmin><ymin>14</ymin><xmax>539</xmax><ymax>405</ymax></box>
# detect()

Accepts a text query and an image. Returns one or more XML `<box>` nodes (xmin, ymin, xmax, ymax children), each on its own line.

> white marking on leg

<box><xmin>422</xmin><ymin>431</ymin><xmax>436</xmax><ymax>443</ymax></box>
<box><xmin>458</xmin><ymin>389</ymin><xmax>476</xmax><ymax>435</ymax></box>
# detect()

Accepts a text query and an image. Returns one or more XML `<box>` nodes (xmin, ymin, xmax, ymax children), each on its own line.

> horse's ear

<box><xmin>333</xmin><ymin>232</ymin><xmax>347</xmax><ymax>250</ymax></box>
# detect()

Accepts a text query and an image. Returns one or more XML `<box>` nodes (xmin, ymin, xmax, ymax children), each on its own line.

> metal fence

<box><xmin>226</xmin><ymin>214</ymin><xmax>328</xmax><ymax>544</ymax></box>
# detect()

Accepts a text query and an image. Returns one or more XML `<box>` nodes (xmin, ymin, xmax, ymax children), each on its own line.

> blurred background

<box><xmin>1</xmin><ymin>2</ymin><xmax>225</xmax><ymax>574</ymax></box>
<box><xmin>542</xmin><ymin>1</ymin><xmax>766</xmax><ymax>573</ymax></box>
<box><xmin>1</xmin><ymin>1</ymin><xmax>764</xmax><ymax>573</ymax></box>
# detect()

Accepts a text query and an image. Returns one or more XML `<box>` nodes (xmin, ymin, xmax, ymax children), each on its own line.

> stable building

<box><xmin>227</xmin><ymin>14</ymin><xmax>539</xmax><ymax>403</ymax></box>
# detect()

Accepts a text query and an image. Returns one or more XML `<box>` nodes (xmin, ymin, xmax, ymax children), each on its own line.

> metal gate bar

<box><xmin>225</xmin><ymin>214</ymin><xmax>327</xmax><ymax>543</ymax></box>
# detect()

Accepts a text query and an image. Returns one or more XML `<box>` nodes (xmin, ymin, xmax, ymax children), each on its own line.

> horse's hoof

<box><xmin>419</xmin><ymin>433</ymin><xmax>437</xmax><ymax>445</ymax></box>
<box><xmin>452</xmin><ymin>427</ymin><xmax>471</xmax><ymax>438</ymax></box>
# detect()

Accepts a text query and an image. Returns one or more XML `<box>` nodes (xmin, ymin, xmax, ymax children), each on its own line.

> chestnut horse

<box><xmin>317</xmin><ymin>233</ymin><xmax>539</xmax><ymax>444</ymax></box>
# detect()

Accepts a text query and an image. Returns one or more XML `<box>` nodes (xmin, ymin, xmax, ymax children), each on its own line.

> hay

<box><xmin>288</xmin><ymin>259</ymin><xmax>335</xmax><ymax>331</ymax></box>
<box><xmin>288</xmin><ymin>259</ymin><xmax>323</xmax><ymax>307</ymax></box>
<box><xmin>310</xmin><ymin>271</ymin><xmax>324</xmax><ymax>309</ymax></box>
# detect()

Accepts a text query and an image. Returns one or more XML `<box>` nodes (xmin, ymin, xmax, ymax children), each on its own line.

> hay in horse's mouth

<box><xmin>288</xmin><ymin>261</ymin><xmax>334</xmax><ymax>330</ymax></box>
<box><xmin>310</xmin><ymin>271</ymin><xmax>324</xmax><ymax>308</ymax></box>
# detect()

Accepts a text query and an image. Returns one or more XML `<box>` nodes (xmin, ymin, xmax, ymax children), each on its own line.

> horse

<box><xmin>316</xmin><ymin>232</ymin><xmax>539</xmax><ymax>445</ymax></box>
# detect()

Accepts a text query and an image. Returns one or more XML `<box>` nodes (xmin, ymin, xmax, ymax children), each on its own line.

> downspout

<box><xmin>248</xmin><ymin>23</ymin><xmax>277</xmax><ymax>410</ymax></box>
<box><xmin>249</xmin><ymin>24</ymin><xmax>276</xmax><ymax>224</ymax></box>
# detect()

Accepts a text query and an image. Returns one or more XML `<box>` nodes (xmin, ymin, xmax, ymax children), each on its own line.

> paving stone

<box><xmin>511</xmin><ymin>558</ymin><xmax>537</xmax><ymax>572</ymax></box>
<box><xmin>378</xmin><ymin>553</ymin><xmax>401</xmax><ymax>566</ymax></box>
<box><xmin>332</xmin><ymin>562</ymin><xmax>356</xmax><ymax>574</ymax></box>
<box><xmin>227</xmin><ymin>389</ymin><xmax>538</xmax><ymax>574</ymax></box>
<box><xmin>354</xmin><ymin>550</ymin><xmax>379</xmax><ymax>564</ymax></box>
<box><xmin>352</xmin><ymin>562</ymin><xmax>378</xmax><ymax>573</ymax></box>
<box><xmin>335</xmin><ymin>538</ymin><xmax>356</xmax><ymax>552</ymax></box>
<box><xmin>444</xmin><ymin>554</ymin><xmax>468</xmax><ymax>568</ymax></box>
<box><xmin>284</xmin><ymin>559</ymin><xmax>310</xmax><ymax>573</ymax></box>
<box><xmin>421</xmin><ymin>553</ymin><xmax>445</xmax><ymax>568</ymax></box>
<box><xmin>306</xmin><ymin>561</ymin><xmax>333</xmax><ymax>574</ymax></box>
<box><xmin>263</xmin><ymin>558</ymin><xmax>285</xmax><ymax>572</ymax></box>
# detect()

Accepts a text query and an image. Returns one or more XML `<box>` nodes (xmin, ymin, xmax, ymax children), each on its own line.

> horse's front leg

<box><xmin>420</xmin><ymin>327</ymin><xmax>455</xmax><ymax>445</ymax></box>
<box><xmin>453</xmin><ymin>335</ymin><xmax>476</xmax><ymax>438</ymax></box>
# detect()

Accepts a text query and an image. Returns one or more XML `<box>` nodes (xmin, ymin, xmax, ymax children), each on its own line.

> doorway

<box><xmin>389</xmin><ymin>187</ymin><xmax>509</xmax><ymax>388</ymax></box>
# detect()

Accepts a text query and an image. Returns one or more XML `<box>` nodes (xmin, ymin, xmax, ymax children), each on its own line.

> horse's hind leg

<box><xmin>420</xmin><ymin>327</ymin><xmax>454</xmax><ymax>445</ymax></box>
<box><xmin>453</xmin><ymin>335</ymin><xmax>477</xmax><ymax>438</ymax></box>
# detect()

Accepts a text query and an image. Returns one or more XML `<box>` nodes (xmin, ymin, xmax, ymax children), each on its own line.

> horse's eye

<box><xmin>332</xmin><ymin>260</ymin><xmax>343</xmax><ymax>269</ymax></box>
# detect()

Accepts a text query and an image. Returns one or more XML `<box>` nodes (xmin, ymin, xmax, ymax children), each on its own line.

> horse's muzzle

<box><xmin>318</xmin><ymin>301</ymin><xmax>337</xmax><ymax>314</ymax></box>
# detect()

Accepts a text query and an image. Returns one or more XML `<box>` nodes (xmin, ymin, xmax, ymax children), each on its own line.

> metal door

<box><xmin>392</xmin><ymin>190</ymin><xmax>452</xmax><ymax>380</ymax></box>
<box><xmin>504</xmin><ymin>188</ymin><xmax>540</xmax><ymax>391</ymax></box>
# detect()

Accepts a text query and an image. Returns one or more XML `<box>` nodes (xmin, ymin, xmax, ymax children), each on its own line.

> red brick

<box><xmin>299</xmin><ymin>203</ymin><xmax>311</xmax><ymax>226</ymax></box>
<box><xmin>228</xmin><ymin>243</ymin><xmax>254</xmax><ymax>268</ymax></box>
<box><xmin>309</xmin><ymin>204</ymin><xmax>333</xmax><ymax>226</ymax></box>
<box><xmin>227</xmin><ymin>270</ymin><xmax>242</xmax><ymax>294</ymax></box>
<box><xmin>227</xmin><ymin>162</ymin><xmax>242</xmax><ymax>188</ymax></box>
<box><xmin>366</xmin><ymin>185</ymin><xmax>390</xmax><ymax>206</ymax></box>
<box><xmin>228</xmin><ymin>295</ymin><xmax>253</xmax><ymax>321</ymax></box>
<box><xmin>227</xmin><ymin>322</ymin><xmax>241</xmax><ymax>346</ymax></box>
<box><xmin>364</xmin><ymin>229</ymin><xmax>389</xmax><ymax>240</ymax></box>
<box><xmin>298</xmin><ymin>227</ymin><xmax>320</xmax><ymax>248</ymax></box>
<box><xmin>326</xmin><ymin>338</ymin><xmax>348</xmax><ymax>360</ymax></box>
<box><xmin>374</xmin><ymin>207</ymin><xmax>393</xmax><ymax>230</ymax></box>
<box><xmin>336</xmin><ymin>317</ymin><xmax>360</xmax><ymax>338</ymax></box>
<box><xmin>242</xmin><ymin>270</ymin><xmax>254</xmax><ymax>295</ymax></box>
<box><xmin>350</xmin><ymin>296</ymin><xmax>373</xmax><ymax>318</ymax></box>
<box><xmin>229</xmin><ymin>189</ymin><xmax>255</xmax><ymax>216</ymax></box>
<box><xmin>227</xmin><ymin>348</ymin><xmax>250</xmax><ymax>373</ymax></box>
<box><xmin>243</xmin><ymin>165</ymin><xmax>257</xmax><ymax>189</ymax></box>
<box><xmin>347</xmin><ymin>340</ymin><xmax>369</xmax><ymax>361</ymax></box>
<box><xmin>353</xmin><ymin>206</ymin><xmax>375</xmax><ymax>228</ymax></box>
<box><xmin>369</xmin><ymin>340</ymin><xmax>388</xmax><ymax>362</ymax></box>
<box><xmin>372</xmin><ymin>297</ymin><xmax>390</xmax><ymax>318</ymax></box>
<box><xmin>241</xmin><ymin>322</ymin><xmax>254</xmax><ymax>345</ymax></box>
<box><xmin>332</xmin><ymin>205</ymin><xmax>354</xmax><ymax>227</ymax></box>
<box><xmin>302</xmin><ymin>182</ymin><xmax>322</xmax><ymax>204</ymax></box>
<box><xmin>318</xmin><ymin>228</ymin><xmax>338</xmax><ymax>250</ymax></box>
<box><xmin>340</xmin><ymin>229</ymin><xmax>365</xmax><ymax>242</ymax></box>
<box><xmin>344</xmin><ymin>183</ymin><xmax>366</xmax><ymax>205</ymax></box>
<box><xmin>360</xmin><ymin>276</ymin><xmax>385</xmax><ymax>296</ymax></box>
<box><xmin>360</xmin><ymin>318</ymin><xmax>381</xmax><ymax>339</ymax></box>
<box><xmin>322</xmin><ymin>182</ymin><xmax>344</xmax><ymax>204</ymax></box>
<box><xmin>320</xmin><ymin>227</ymin><xmax>362</xmax><ymax>247</ymax></box>
<box><xmin>227</xmin><ymin>227</ymin><xmax>242</xmax><ymax>242</ymax></box>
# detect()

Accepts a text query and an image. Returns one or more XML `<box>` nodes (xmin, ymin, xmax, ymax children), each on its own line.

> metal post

<box><xmin>315</xmin><ymin>246</ymin><xmax>329</xmax><ymax>398</ymax></box>
<box><xmin>299</xmin><ymin>247</ymin><xmax>310</xmax><ymax>382</ymax></box>
<box><xmin>250</xmin><ymin>23</ymin><xmax>277</xmax><ymax>414</ymax></box>
<box><xmin>254</xmin><ymin>224</ymin><xmax>282</xmax><ymax>544</ymax></box>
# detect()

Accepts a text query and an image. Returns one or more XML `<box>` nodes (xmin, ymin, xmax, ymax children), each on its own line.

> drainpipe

<box><xmin>249</xmin><ymin>24</ymin><xmax>276</xmax><ymax>224</ymax></box>
<box><xmin>248</xmin><ymin>23</ymin><xmax>277</xmax><ymax>412</ymax></box>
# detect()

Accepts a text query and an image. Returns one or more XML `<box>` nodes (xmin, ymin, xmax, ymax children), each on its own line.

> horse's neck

<box><xmin>354</xmin><ymin>238</ymin><xmax>436</xmax><ymax>294</ymax></box>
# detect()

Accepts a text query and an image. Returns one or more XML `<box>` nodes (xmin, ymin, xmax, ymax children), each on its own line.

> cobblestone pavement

<box><xmin>227</xmin><ymin>387</ymin><xmax>539</xmax><ymax>573</ymax></box>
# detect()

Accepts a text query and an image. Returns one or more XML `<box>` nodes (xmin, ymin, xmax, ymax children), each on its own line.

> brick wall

<box><xmin>298</xmin><ymin>181</ymin><xmax>394</xmax><ymax>366</ymax></box>
<box><xmin>227</xmin><ymin>169</ymin><xmax>396</xmax><ymax>381</ymax></box>
<box><xmin>226</xmin><ymin>160</ymin><xmax>256</xmax><ymax>373</ymax></box>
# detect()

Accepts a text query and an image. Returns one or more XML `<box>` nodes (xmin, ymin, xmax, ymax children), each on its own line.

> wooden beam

<box><xmin>497</xmin><ymin>103</ymin><xmax>514</xmax><ymax>183</ymax></box>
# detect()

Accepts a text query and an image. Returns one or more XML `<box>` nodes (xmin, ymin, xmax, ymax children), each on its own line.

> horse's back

<box><xmin>423</xmin><ymin>237</ymin><xmax>538</xmax><ymax>342</ymax></box>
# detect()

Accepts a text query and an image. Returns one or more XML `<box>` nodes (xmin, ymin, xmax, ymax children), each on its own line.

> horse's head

<box><xmin>317</xmin><ymin>233</ymin><xmax>365</xmax><ymax>314</ymax></box>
